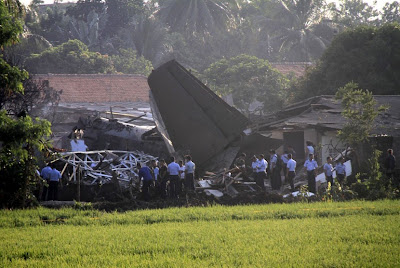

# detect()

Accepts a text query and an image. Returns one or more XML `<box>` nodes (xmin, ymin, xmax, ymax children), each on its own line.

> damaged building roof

<box><xmin>255</xmin><ymin>95</ymin><xmax>400</xmax><ymax>136</ymax></box>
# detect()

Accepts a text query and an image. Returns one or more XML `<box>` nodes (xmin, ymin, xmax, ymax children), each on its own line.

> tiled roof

<box><xmin>33</xmin><ymin>74</ymin><xmax>150</xmax><ymax>103</ymax></box>
<box><xmin>270</xmin><ymin>62</ymin><xmax>313</xmax><ymax>78</ymax></box>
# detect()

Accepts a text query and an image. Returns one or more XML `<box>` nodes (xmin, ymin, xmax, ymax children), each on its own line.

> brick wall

<box><xmin>33</xmin><ymin>74</ymin><xmax>150</xmax><ymax>103</ymax></box>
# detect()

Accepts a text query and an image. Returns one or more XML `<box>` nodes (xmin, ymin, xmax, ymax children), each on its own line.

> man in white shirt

<box><xmin>256</xmin><ymin>154</ymin><xmax>268</xmax><ymax>192</ymax></box>
<box><xmin>286</xmin><ymin>154</ymin><xmax>296</xmax><ymax>192</ymax></box>
<box><xmin>270</xmin><ymin>150</ymin><xmax>281</xmax><ymax>190</ymax></box>
<box><xmin>324</xmin><ymin>156</ymin><xmax>334</xmax><ymax>186</ymax></box>
<box><xmin>184</xmin><ymin>155</ymin><xmax>196</xmax><ymax>191</ymax></box>
<box><xmin>304</xmin><ymin>154</ymin><xmax>318</xmax><ymax>193</ymax></box>
<box><xmin>167</xmin><ymin>157</ymin><xmax>180</xmax><ymax>198</ymax></box>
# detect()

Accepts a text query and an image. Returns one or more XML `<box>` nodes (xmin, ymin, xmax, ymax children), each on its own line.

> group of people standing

<box><xmin>242</xmin><ymin>143</ymin><xmax>351</xmax><ymax>194</ymax></box>
<box><xmin>137</xmin><ymin>155</ymin><xmax>196</xmax><ymax>201</ymax></box>
<box><xmin>248</xmin><ymin>147</ymin><xmax>298</xmax><ymax>192</ymax></box>
<box><xmin>39</xmin><ymin>163</ymin><xmax>62</xmax><ymax>201</ymax></box>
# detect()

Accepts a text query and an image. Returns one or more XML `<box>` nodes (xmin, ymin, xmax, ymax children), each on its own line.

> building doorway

<box><xmin>283</xmin><ymin>131</ymin><xmax>305</xmax><ymax>160</ymax></box>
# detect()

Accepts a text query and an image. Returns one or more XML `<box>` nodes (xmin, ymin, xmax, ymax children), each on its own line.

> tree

<box><xmin>203</xmin><ymin>54</ymin><xmax>289</xmax><ymax>115</ymax></box>
<box><xmin>332</xmin><ymin>0</ymin><xmax>379</xmax><ymax>28</ymax></box>
<box><xmin>335</xmin><ymin>82</ymin><xmax>386</xmax><ymax>149</ymax></box>
<box><xmin>156</xmin><ymin>0</ymin><xmax>237</xmax><ymax>37</ymax></box>
<box><xmin>0</xmin><ymin>1</ymin><xmax>52</xmax><ymax>208</ymax></box>
<box><xmin>253</xmin><ymin>0</ymin><xmax>336</xmax><ymax>61</ymax></box>
<box><xmin>381</xmin><ymin>1</ymin><xmax>400</xmax><ymax>25</ymax></box>
<box><xmin>111</xmin><ymin>48</ymin><xmax>153</xmax><ymax>75</ymax></box>
<box><xmin>291</xmin><ymin>24</ymin><xmax>400</xmax><ymax>101</ymax></box>
<box><xmin>25</xmin><ymin>39</ymin><xmax>114</xmax><ymax>74</ymax></box>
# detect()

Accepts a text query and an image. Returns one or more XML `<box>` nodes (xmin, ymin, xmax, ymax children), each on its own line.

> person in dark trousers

<box><xmin>167</xmin><ymin>157</ymin><xmax>180</xmax><ymax>198</ymax></box>
<box><xmin>40</xmin><ymin>163</ymin><xmax>52</xmax><ymax>201</ymax></box>
<box><xmin>270</xmin><ymin>150</ymin><xmax>281</xmax><ymax>190</ymax></box>
<box><xmin>138</xmin><ymin>162</ymin><xmax>153</xmax><ymax>201</ymax></box>
<box><xmin>158</xmin><ymin>159</ymin><xmax>168</xmax><ymax>198</ymax></box>
<box><xmin>256</xmin><ymin>154</ymin><xmax>268</xmax><ymax>192</ymax></box>
<box><xmin>286</xmin><ymin>153</ymin><xmax>296</xmax><ymax>192</ymax></box>
<box><xmin>184</xmin><ymin>155</ymin><xmax>196</xmax><ymax>191</ymax></box>
<box><xmin>304</xmin><ymin>154</ymin><xmax>318</xmax><ymax>193</ymax></box>
<box><xmin>324</xmin><ymin>156</ymin><xmax>334</xmax><ymax>187</ymax></box>
<box><xmin>48</xmin><ymin>164</ymin><xmax>61</xmax><ymax>201</ymax></box>
<box><xmin>385</xmin><ymin>149</ymin><xmax>396</xmax><ymax>180</ymax></box>
<box><xmin>335</xmin><ymin>157</ymin><xmax>346</xmax><ymax>186</ymax></box>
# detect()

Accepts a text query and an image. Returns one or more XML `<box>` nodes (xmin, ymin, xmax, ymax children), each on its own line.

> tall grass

<box><xmin>0</xmin><ymin>200</ymin><xmax>399</xmax><ymax>267</ymax></box>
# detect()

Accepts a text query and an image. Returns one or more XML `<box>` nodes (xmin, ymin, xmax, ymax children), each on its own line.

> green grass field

<box><xmin>1</xmin><ymin>200</ymin><xmax>399</xmax><ymax>267</ymax></box>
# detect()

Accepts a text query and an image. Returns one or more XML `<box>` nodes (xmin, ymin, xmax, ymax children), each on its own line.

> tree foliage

<box><xmin>335</xmin><ymin>82</ymin><xmax>387</xmax><ymax>148</ymax></box>
<box><xmin>25</xmin><ymin>39</ymin><xmax>114</xmax><ymax>74</ymax></box>
<box><xmin>1</xmin><ymin>1</ymin><xmax>52</xmax><ymax>208</ymax></box>
<box><xmin>204</xmin><ymin>54</ymin><xmax>289</xmax><ymax>114</ymax></box>
<box><xmin>0</xmin><ymin>110</ymin><xmax>51</xmax><ymax>208</ymax></box>
<box><xmin>111</xmin><ymin>48</ymin><xmax>153</xmax><ymax>76</ymax></box>
<box><xmin>292</xmin><ymin>24</ymin><xmax>400</xmax><ymax>100</ymax></box>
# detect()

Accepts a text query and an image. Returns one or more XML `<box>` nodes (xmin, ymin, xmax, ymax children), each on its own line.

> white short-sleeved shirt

<box><xmin>167</xmin><ymin>162</ymin><xmax>180</xmax><ymax>176</ymax></box>
<box><xmin>154</xmin><ymin>167</ymin><xmax>159</xmax><ymax>180</ymax></box>
<box><xmin>257</xmin><ymin>159</ymin><xmax>268</xmax><ymax>173</ymax></box>
<box><xmin>304</xmin><ymin>159</ymin><xmax>318</xmax><ymax>171</ymax></box>
<box><xmin>336</xmin><ymin>163</ymin><xmax>346</xmax><ymax>175</ymax></box>
<box><xmin>307</xmin><ymin>146</ymin><xmax>315</xmax><ymax>155</ymax></box>
<box><xmin>323</xmin><ymin>163</ymin><xmax>333</xmax><ymax>177</ymax></box>
<box><xmin>287</xmin><ymin>159</ymin><xmax>296</xmax><ymax>172</ymax></box>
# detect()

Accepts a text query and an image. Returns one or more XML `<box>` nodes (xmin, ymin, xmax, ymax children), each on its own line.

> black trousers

<box><xmin>256</xmin><ymin>172</ymin><xmax>266</xmax><ymax>191</ymax></box>
<box><xmin>185</xmin><ymin>173</ymin><xmax>195</xmax><ymax>191</ymax></box>
<box><xmin>142</xmin><ymin>180</ymin><xmax>152</xmax><ymax>201</ymax></box>
<box><xmin>271</xmin><ymin>169</ymin><xmax>281</xmax><ymax>190</ymax></box>
<box><xmin>288</xmin><ymin>171</ymin><xmax>295</xmax><ymax>191</ymax></box>
<box><xmin>48</xmin><ymin>181</ymin><xmax>59</xmax><ymax>201</ymax></box>
<box><xmin>326</xmin><ymin>175</ymin><xmax>333</xmax><ymax>186</ymax></box>
<box><xmin>169</xmin><ymin>175</ymin><xmax>180</xmax><ymax>198</ymax></box>
<box><xmin>337</xmin><ymin>174</ymin><xmax>345</xmax><ymax>185</ymax></box>
<box><xmin>307</xmin><ymin>171</ymin><xmax>316</xmax><ymax>193</ymax></box>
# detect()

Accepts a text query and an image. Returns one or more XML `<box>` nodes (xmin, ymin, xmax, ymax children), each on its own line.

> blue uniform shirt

<box><xmin>168</xmin><ymin>162</ymin><xmax>180</xmax><ymax>176</ymax></box>
<box><xmin>139</xmin><ymin>166</ymin><xmax>153</xmax><ymax>181</ymax></box>
<box><xmin>49</xmin><ymin>168</ymin><xmax>61</xmax><ymax>182</ymax></box>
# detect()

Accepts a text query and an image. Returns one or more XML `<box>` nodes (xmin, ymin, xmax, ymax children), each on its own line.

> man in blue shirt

<box><xmin>324</xmin><ymin>156</ymin><xmax>334</xmax><ymax>186</ymax></box>
<box><xmin>40</xmin><ymin>164</ymin><xmax>52</xmax><ymax>201</ymax></box>
<box><xmin>138</xmin><ymin>162</ymin><xmax>153</xmax><ymax>201</ymax></box>
<box><xmin>286</xmin><ymin>154</ymin><xmax>296</xmax><ymax>192</ymax></box>
<box><xmin>48</xmin><ymin>164</ymin><xmax>61</xmax><ymax>201</ymax></box>
<box><xmin>335</xmin><ymin>157</ymin><xmax>346</xmax><ymax>186</ymax></box>
<box><xmin>167</xmin><ymin>157</ymin><xmax>180</xmax><ymax>198</ymax></box>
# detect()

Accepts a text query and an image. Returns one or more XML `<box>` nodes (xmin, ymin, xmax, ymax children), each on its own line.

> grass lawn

<box><xmin>0</xmin><ymin>200</ymin><xmax>399</xmax><ymax>267</ymax></box>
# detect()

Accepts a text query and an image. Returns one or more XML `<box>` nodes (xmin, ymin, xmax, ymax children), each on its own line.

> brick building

<box><xmin>33</xmin><ymin>74</ymin><xmax>150</xmax><ymax>103</ymax></box>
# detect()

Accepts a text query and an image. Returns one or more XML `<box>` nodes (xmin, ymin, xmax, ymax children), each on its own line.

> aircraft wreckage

<box><xmin>50</xmin><ymin>60</ymin><xmax>283</xmax><ymax>201</ymax></box>
<box><xmin>148</xmin><ymin>60</ymin><xmax>282</xmax><ymax>172</ymax></box>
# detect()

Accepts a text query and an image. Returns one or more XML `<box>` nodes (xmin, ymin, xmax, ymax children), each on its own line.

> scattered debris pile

<box><xmin>57</xmin><ymin>150</ymin><xmax>157</xmax><ymax>186</ymax></box>
<box><xmin>196</xmin><ymin>168</ymin><xmax>259</xmax><ymax>199</ymax></box>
